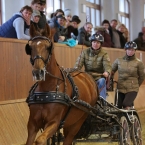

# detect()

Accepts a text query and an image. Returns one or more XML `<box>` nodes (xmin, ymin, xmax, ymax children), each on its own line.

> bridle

<box><xmin>25</xmin><ymin>36</ymin><xmax>63</xmax><ymax>81</ymax></box>
<box><xmin>27</xmin><ymin>36</ymin><xmax>53</xmax><ymax>66</ymax></box>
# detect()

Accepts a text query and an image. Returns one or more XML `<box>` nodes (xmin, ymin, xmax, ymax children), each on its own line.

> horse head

<box><xmin>25</xmin><ymin>24</ymin><xmax>55</xmax><ymax>81</ymax></box>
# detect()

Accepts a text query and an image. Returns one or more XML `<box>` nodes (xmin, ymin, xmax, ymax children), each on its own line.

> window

<box><xmin>143</xmin><ymin>4</ymin><xmax>145</xmax><ymax>26</ymax></box>
<box><xmin>86</xmin><ymin>0</ymin><xmax>101</xmax><ymax>28</ymax></box>
<box><xmin>144</xmin><ymin>4</ymin><xmax>145</xmax><ymax>19</ymax></box>
<box><xmin>118</xmin><ymin>0</ymin><xmax>130</xmax><ymax>30</ymax></box>
<box><xmin>46</xmin><ymin>0</ymin><xmax>62</xmax><ymax>16</ymax></box>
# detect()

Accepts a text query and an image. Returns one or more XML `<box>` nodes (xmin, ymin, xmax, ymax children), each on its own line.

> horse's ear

<box><xmin>49</xmin><ymin>28</ymin><xmax>56</xmax><ymax>42</ymax></box>
<box><xmin>30</xmin><ymin>23</ymin><xmax>37</xmax><ymax>37</ymax></box>
<box><xmin>40</xmin><ymin>24</ymin><xmax>51</xmax><ymax>38</ymax></box>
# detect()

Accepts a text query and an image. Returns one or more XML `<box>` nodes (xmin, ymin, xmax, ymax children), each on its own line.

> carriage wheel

<box><xmin>131</xmin><ymin>115</ymin><xmax>143</xmax><ymax>145</ymax></box>
<box><xmin>119</xmin><ymin>116</ymin><xmax>131</xmax><ymax>145</ymax></box>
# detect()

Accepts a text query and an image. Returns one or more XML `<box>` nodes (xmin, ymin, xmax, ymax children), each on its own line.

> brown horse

<box><xmin>25</xmin><ymin>24</ymin><xmax>99</xmax><ymax>145</ymax></box>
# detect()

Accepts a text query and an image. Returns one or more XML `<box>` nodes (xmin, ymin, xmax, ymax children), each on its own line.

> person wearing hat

<box><xmin>0</xmin><ymin>5</ymin><xmax>32</xmax><ymax>39</ymax></box>
<box><xmin>64</xmin><ymin>9</ymin><xmax>72</xmax><ymax>27</ymax></box>
<box><xmin>31</xmin><ymin>9</ymin><xmax>41</xmax><ymax>23</ymax></box>
<box><xmin>75</xmin><ymin>33</ymin><xmax>112</xmax><ymax>99</ymax></box>
<box><xmin>37</xmin><ymin>0</ymin><xmax>47</xmax><ymax>29</ymax></box>
<box><xmin>30</xmin><ymin>9</ymin><xmax>41</xmax><ymax>32</ymax></box>
<box><xmin>66</xmin><ymin>15</ymin><xmax>81</xmax><ymax>39</ymax></box>
<box><xmin>49</xmin><ymin>14</ymin><xmax>68</xmax><ymax>42</ymax></box>
<box><xmin>111</xmin><ymin>41</ymin><xmax>144</xmax><ymax>109</ymax></box>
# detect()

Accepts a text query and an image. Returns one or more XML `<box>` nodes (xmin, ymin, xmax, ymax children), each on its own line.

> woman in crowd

<box><xmin>116</xmin><ymin>23</ymin><xmax>130</xmax><ymax>42</ymax></box>
<box><xmin>75</xmin><ymin>33</ymin><xmax>112</xmax><ymax>99</ymax></box>
<box><xmin>94</xmin><ymin>19</ymin><xmax>113</xmax><ymax>47</ymax></box>
<box><xmin>0</xmin><ymin>5</ymin><xmax>32</xmax><ymax>39</ymax></box>
<box><xmin>111</xmin><ymin>41</ymin><xmax>144</xmax><ymax>109</ymax></box>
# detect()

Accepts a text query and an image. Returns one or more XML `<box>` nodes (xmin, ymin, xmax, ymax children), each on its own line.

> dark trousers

<box><xmin>117</xmin><ymin>91</ymin><xmax>137</xmax><ymax>109</ymax></box>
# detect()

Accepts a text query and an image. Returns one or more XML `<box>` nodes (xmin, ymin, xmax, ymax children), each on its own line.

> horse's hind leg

<box><xmin>26</xmin><ymin>119</ymin><xmax>39</xmax><ymax>145</ymax></box>
<box><xmin>63</xmin><ymin>114</ymin><xmax>87</xmax><ymax>145</ymax></box>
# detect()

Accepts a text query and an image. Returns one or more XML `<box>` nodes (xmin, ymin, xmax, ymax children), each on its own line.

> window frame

<box><xmin>85</xmin><ymin>0</ymin><xmax>101</xmax><ymax>25</ymax></box>
<box><xmin>46</xmin><ymin>0</ymin><xmax>62</xmax><ymax>13</ymax></box>
<box><xmin>118</xmin><ymin>0</ymin><xmax>130</xmax><ymax>29</ymax></box>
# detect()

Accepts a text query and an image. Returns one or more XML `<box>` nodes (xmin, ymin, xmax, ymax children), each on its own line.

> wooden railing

<box><xmin>0</xmin><ymin>37</ymin><xmax>145</xmax><ymax>108</ymax></box>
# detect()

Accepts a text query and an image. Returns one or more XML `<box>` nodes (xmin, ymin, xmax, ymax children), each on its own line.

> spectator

<box><xmin>77</xmin><ymin>22</ymin><xmax>93</xmax><ymax>47</ymax></box>
<box><xmin>109</xmin><ymin>19</ymin><xmax>125</xmax><ymax>48</ymax></box>
<box><xmin>0</xmin><ymin>5</ymin><xmax>32</xmax><ymax>39</ymax></box>
<box><xmin>64</xmin><ymin>9</ymin><xmax>72</xmax><ymax>28</ymax></box>
<box><xmin>75</xmin><ymin>33</ymin><xmax>111</xmax><ymax>99</ymax></box>
<box><xmin>116</xmin><ymin>23</ymin><xmax>128</xmax><ymax>43</ymax></box>
<box><xmin>49</xmin><ymin>14</ymin><xmax>67</xmax><ymax>42</ymax></box>
<box><xmin>102</xmin><ymin>19</ymin><xmax>112</xmax><ymax>35</ymax></box>
<box><xmin>53</xmin><ymin>9</ymin><xmax>64</xmax><ymax>17</ymax></box>
<box><xmin>37</xmin><ymin>0</ymin><xmax>47</xmax><ymax>29</ymax></box>
<box><xmin>48</xmin><ymin>9</ymin><xmax>64</xmax><ymax>26</ymax></box>
<box><xmin>134</xmin><ymin>32</ymin><xmax>145</xmax><ymax>51</ymax></box>
<box><xmin>94</xmin><ymin>19</ymin><xmax>113</xmax><ymax>47</ymax></box>
<box><xmin>111</xmin><ymin>41</ymin><xmax>144</xmax><ymax>109</ymax></box>
<box><xmin>67</xmin><ymin>15</ymin><xmax>81</xmax><ymax>39</ymax></box>
<box><xmin>31</xmin><ymin>0</ymin><xmax>41</xmax><ymax>11</ymax></box>
<box><xmin>31</xmin><ymin>9</ymin><xmax>41</xmax><ymax>31</ymax></box>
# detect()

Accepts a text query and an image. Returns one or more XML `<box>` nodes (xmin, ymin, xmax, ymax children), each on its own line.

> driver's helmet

<box><xmin>90</xmin><ymin>33</ymin><xmax>104</xmax><ymax>44</ymax></box>
<box><xmin>124</xmin><ymin>41</ymin><xmax>137</xmax><ymax>50</ymax></box>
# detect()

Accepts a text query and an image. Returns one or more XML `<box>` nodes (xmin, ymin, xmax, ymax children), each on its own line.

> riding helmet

<box><xmin>89</xmin><ymin>33</ymin><xmax>104</xmax><ymax>44</ymax></box>
<box><xmin>124</xmin><ymin>41</ymin><xmax>137</xmax><ymax>50</ymax></box>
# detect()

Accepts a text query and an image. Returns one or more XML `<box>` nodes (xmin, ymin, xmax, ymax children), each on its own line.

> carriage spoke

<box><xmin>119</xmin><ymin>116</ymin><xmax>131</xmax><ymax>145</ymax></box>
<box><xmin>130</xmin><ymin>115</ymin><xmax>143</xmax><ymax>145</ymax></box>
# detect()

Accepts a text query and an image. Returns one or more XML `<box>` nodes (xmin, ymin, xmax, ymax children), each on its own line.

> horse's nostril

<box><xmin>32</xmin><ymin>69</ymin><xmax>45</xmax><ymax>81</ymax></box>
<box><xmin>40</xmin><ymin>70</ymin><xmax>44</xmax><ymax>74</ymax></box>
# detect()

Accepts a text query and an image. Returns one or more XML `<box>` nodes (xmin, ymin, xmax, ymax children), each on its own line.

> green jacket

<box><xmin>75</xmin><ymin>47</ymin><xmax>112</xmax><ymax>80</ymax></box>
<box><xmin>112</xmin><ymin>55</ymin><xmax>145</xmax><ymax>93</ymax></box>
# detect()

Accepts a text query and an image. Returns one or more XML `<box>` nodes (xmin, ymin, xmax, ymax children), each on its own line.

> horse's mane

<box><xmin>30</xmin><ymin>23</ymin><xmax>56</xmax><ymax>42</ymax></box>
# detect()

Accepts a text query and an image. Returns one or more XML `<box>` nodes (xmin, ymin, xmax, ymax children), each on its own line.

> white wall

<box><xmin>62</xmin><ymin>0</ymin><xmax>86</xmax><ymax>28</ymax></box>
<box><xmin>1</xmin><ymin>0</ymin><xmax>30</xmax><ymax>23</ymax></box>
<box><xmin>130</xmin><ymin>0</ymin><xmax>144</xmax><ymax>40</ymax></box>
<box><xmin>100</xmin><ymin>0</ymin><xmax>119</xmax><ymax>25</ymax></box>
<box><xmin>1</xmin><ymin>0</ymin><xmax>145</xmax><ymax>40</ymax></box>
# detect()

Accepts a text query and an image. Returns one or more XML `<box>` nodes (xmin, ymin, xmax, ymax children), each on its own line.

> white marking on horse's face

<box><xmin>37</xmin><ymin>41</ymin><xmax>41</xmax><ymax>45</ymax></box>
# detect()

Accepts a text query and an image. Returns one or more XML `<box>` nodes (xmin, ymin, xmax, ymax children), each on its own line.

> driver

<box><xmin>74</xmin><ymin>33</ymin><xmax>112</xmax><ymax>99</ymax></box>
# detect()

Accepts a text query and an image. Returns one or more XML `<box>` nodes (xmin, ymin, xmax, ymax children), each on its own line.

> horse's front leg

<box><xmin>34</xmin><ymin>122</ymin><xmax>58</xmax><ymax>145</ymax></box>
<box><xmin>26</xmin><ymin>118</ymin><xmax>39</xmax><ymax>145</ymax></box>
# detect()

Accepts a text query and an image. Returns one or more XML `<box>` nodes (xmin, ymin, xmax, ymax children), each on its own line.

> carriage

<box><xmin>25</xmin><ymin>24</ymin><xmax>142</xmax><ymax>145</ymax></box>
<box><xmin>45</xmin><ymin>84</ymin><xmax>142</xmax><ymax>145</ymax></box>
<box><xmin>47</xmin><ymin>99</ymin><xmax>142</xmax><ymax>145</ymax></box>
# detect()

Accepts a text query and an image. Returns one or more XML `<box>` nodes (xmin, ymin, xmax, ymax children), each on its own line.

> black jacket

<box><xmin>77</xmin><ymin>27</ymin><xmax>91</xmax><ymax>47</ymax></box>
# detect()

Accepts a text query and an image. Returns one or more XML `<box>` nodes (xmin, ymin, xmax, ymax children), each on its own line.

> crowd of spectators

<box><xmin>0</xmin><ymin>0</ymin><xmax>145</xmax><ymax>51</ymax></box>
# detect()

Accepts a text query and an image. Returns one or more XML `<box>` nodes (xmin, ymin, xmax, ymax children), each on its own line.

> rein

<box><xmin>45</xmin><ymin>69</ymin><xmax>64</xmax><ymax>81</ymax></box>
